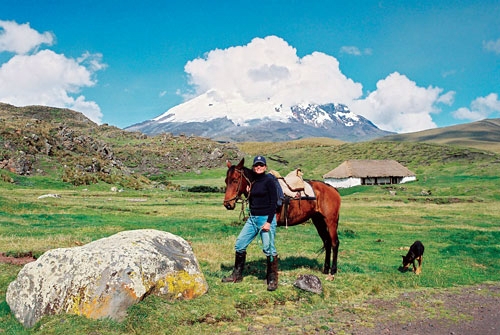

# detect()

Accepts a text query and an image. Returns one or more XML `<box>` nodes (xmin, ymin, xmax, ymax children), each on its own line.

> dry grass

<box><xmin>236</xmin><ymin>137</ymin><xmax>344</xmax><ymax>156</ymax></box>
<box><xmin>379</xmin><ymin>118</ymin><xmax>500</xmax><ymax>153</ymax></box>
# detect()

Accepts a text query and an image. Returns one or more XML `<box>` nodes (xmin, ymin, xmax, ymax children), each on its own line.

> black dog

<box><xmin>401</xmin><ymin>240</ymin><xmax>425</xmax><ymax>275</ymax></box>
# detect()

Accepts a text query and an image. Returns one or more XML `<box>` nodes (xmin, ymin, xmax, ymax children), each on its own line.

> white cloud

<box><xmin>0</xmin><ymin>20</ymin><xmax>54</xmax><ymax>54</ymax></box>
<box><xmin>483</xmin><ymin>38</ymin><xmax>500</xmax><ymax>54</ymax></box>
<box><xmin>0</xmin><ymin>49</ymin><xmax>105</xmax><ymax>124</ymax></box>
<box><xmin>184</xmin><ymin>36</ymin><xmax>363</xmax><ymax>107</ymax></box>
<box><xmin>182</xmin><ymin>36</ymin><xmax>460</xmax><ymax>133</ymax></box>
<box><xmin>0</xmin><ymin>21</ymin><xmax>105</xmax><ymax>124</ymax></box>
<box><xmin>350</xmin><ymin>72</ymin><xmax>453</xmax><ymax>133</ymax></box>
<box><xmin>340</xmin><ymin>46</ymin><xmax>372</xmax><ymax>56</ymax></box>
<box><xmin>340</xmin><ymin>46</ymin><xmax>362</xmax><ymax>56</ymax></box>
<box><xmin>78</xmin><ymin>51</ymin><xmax>106</xmax><ymax>72</ymax></box>
<box><xmin>452</xmin><ymin>93</ymin><xmax>500</xmax><ymax>121</ymax></box>
<box><xmin>441</xmin><ymin>69</ymin><xmax>457</xmax><ymax>78</ymax></box>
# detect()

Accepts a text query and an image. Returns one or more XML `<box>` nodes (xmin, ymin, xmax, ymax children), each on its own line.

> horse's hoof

<box><xmin>325</xmin><ymin>274</ymin><xmax>335</xmax><ymax>281</ymax></box>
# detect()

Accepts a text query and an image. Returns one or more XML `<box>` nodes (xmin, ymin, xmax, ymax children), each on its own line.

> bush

<box><xmin>187</xmin><ymin>185</ymin><xmax>224</xmax><ymax>193</ymax></box>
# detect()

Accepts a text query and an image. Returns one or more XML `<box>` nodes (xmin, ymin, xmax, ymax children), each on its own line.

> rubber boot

<box><xmin>266</xmin><ymin>255</ymin><xmax>279</xmax><ymax>291</ymax></box>
<box><xmin>222</xmin><ymin>251</ymin><xmax>246</xmax><ymax>283</ymax></box>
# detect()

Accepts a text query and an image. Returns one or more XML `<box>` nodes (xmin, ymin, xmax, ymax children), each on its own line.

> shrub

<box><xmin>187</xmin><ymin>185</ymin><xmax>224</xmax><ymax>193</ymax></box>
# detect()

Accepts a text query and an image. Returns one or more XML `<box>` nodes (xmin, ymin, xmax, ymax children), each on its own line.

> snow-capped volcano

<box><xmin>126</xmin><ymin>90</ymin><xmax>393</xmax><ymax>142</ymax></box>
<box><xmin>153</xmin><ymin>89</ymin><xmax>293</xmax><ymax>125</ymax></box>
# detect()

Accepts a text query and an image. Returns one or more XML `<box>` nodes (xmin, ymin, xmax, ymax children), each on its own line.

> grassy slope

<box><xmin>234</xmin><ymin>140</ymin><xmax>498</xmax><ymax>182</ymax></box>
<box><xmin>378</xmin><ymin>118</ymin><xmax>500</xmax><ymax>153</ymax></box>
<box><xmin>2</xmin><ymin>103</ymin><xmax>499</xmax><ymax>184</ymax></box>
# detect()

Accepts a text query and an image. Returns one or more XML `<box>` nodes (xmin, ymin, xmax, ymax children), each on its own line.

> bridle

<box><xmin>224</xmin><ymin>167</ymin><xmax>252</xmax><ymax>219</ymax></box>
<box><xmin>225</xmin><ymin>167</ymin><xmax>252</xmax><ymax>203</ymax></box>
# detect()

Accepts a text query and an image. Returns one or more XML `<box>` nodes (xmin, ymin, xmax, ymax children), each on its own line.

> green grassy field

<box><xmin>1</xmin><ymin>144</ymin><xmax>500</xmax><ymax>334</ymax></box>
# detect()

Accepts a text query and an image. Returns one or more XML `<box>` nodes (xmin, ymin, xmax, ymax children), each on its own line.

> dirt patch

<box><xmin>340</xmin><ymin>284</ymin><xmax>500</xmax><ymax>335</ymax></box>
<box><xmin>0</xmin><ymin>252</ymin><xmax>36</xmax><ymax>265</ymax></box>
<box><xmin>246</xmin><ymin>283</ymin><xmax>499</xmax><ymax>335</ymax></box>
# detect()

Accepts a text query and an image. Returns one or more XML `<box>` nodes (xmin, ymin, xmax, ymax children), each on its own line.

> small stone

<box><xmin>293</xmin><ymin>274</ymin><xmax>322</xmax><ymax>294</ymax></box>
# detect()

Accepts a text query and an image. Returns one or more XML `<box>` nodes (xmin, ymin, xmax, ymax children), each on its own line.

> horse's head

<box><xmin>223</xmin><ymin>158</ymin><xmax>250</xmax><ymax>210</ymax></box>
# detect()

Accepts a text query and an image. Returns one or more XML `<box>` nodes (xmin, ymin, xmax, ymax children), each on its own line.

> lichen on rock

<box><xmin>6</xmin><ymin>229</ymin><xmax>209</xmax><ymax>328</ymax></box>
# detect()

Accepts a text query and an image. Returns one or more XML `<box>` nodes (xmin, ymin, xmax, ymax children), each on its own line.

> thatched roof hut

<box><xmin>323</xmin><ymin>160</ymin><xmax>416</xmax><ymax>188</ymax></box>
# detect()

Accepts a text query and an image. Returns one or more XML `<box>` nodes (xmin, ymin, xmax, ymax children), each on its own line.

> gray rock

<box><xmin>293</xmin><ymin>274</ymin><xmax>323</xmax><ymax>294</ymax></box>
<box><xmin>6</xmin><ymin>229</ymin><xmax>208</xmax><ymax>328</ymax></box>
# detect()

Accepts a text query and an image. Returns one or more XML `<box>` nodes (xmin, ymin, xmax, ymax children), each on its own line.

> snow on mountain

<box><xmin>126</xmin><ymin>90</ymin><xmax>394</xmax><ymax>142</ymax></box>
<box><xmin>290</xmin><ymin>103</ymin><xmax>360</xmax><ymax>128</ymax></box>
<box><xmin>154</xmin><ymin>89</ymin><xmax>293</xmax><ymax>126</ymax></box>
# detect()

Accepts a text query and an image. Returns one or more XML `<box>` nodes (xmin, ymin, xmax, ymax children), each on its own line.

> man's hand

<box><xmin>262</xmin><ymin>222</ymin><xmax>271</xmax><ymax>232</ymax></box>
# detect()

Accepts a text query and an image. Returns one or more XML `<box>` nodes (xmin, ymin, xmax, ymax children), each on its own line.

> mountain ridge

<box><xmin>126</xmin><ymin>93</ymin><xmax>394</xmax><ymax>142</ymax></box>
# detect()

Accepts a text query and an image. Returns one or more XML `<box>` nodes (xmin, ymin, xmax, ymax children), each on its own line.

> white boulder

<box><xmin>6</xmin><ymin>229</ymin><xmax>208</xmax><ymax>328</ymax></box>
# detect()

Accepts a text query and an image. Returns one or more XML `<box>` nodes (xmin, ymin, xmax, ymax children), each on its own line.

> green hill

<box><xmin>377</xmin><ymin>118</ymin><xmax>500</xmax><ymax>153</ymax></box>
<box><xmin>2</xmin><ymin>103</ymin><xmax>499</xmax><ymax>186</ymax></box>
<box><xmin>0</xmin><ymin>103</ymin><xmax>242</xmax><ymax>188</ymax></box>
<box><xmin>235</xmin><ymin>141</ymin><xmax>499</xmax><ymax>181</ymax></box>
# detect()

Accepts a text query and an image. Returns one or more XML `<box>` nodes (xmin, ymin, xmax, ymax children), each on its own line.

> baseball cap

<box><xmin>253</xmin><ymin>155</ymin><xmax>267</xmax><ymax>166</ymax></box>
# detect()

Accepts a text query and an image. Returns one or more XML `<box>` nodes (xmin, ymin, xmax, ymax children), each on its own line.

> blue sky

<box><xmin>1</xmin><ymin>0</ymin><xmax>499</xmax><ymax>133</ymax></box>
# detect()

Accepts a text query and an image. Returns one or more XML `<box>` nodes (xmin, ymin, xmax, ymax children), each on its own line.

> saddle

<box><xmin>269</xmin><ymin>169</ymin><xmax>315</xmax><ymax>199</ymax></box>
<box><xmin>269</xmin><ymin>169</ymin><xmax>316</xmax><ymax>227</ymax></box>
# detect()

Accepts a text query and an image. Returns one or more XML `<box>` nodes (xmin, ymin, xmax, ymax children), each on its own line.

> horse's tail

<box><xmin>316</xmin><ymin>245</ymin><xmax>326</xmax><ymax>255</ymax></box>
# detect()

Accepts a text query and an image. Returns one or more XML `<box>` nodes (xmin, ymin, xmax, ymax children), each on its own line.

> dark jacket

<box><xmin>249</xmin><ymin>173</ymin><xmax>278</xmax><ymax>223</ymax></box>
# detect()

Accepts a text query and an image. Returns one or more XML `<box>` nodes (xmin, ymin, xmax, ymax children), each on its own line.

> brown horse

<box><xmin>223</xmin><ymin>158</ymin><xmax>341</xmax><ymax>277</ymax></box>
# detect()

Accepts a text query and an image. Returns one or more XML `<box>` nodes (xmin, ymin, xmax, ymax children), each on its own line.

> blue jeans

<box><xmin>234</xmin><ymin>214</ymin><xmax>278</xmax><ymax>257</ymax></box>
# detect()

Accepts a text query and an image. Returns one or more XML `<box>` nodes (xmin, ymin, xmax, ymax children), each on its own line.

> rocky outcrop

<box><xmin>0</xmin><ymin>152</ymin><xmax>33</xmax><ymax>175</ymax></box>
<box><xmin>6</xmin><ymin>229</ymin><xmax>208</xmax><ymax>328</ymax></box>
<box><xmin>0</xmin><ymin>103</ymin><xmax>243</xmax><ymax>185</ymax></box>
